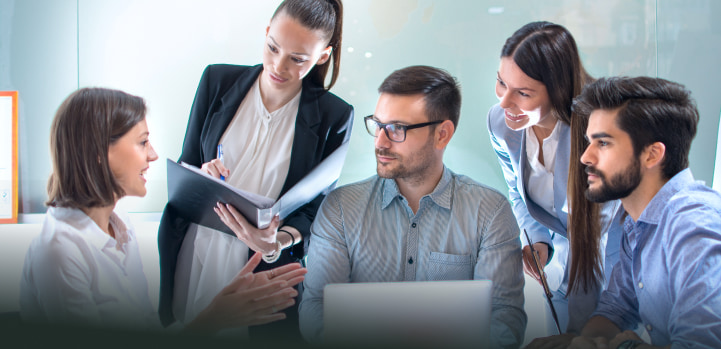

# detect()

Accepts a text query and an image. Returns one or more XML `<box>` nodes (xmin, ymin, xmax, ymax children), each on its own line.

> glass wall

<box><xmin>1</xmin><ymin>0</ymin><xmax>719</xmax><ymax>214</ymax></box>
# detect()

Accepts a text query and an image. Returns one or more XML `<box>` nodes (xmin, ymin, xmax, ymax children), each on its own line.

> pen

<box><xmin>523</xmin><ymin>229</ymin><xmax>562</xmax><ymax>334</ymax></box>
<box><xmin>217</xmin><ymin>143</ymin><xmax>225</xmax><ymax>181</ymax></box>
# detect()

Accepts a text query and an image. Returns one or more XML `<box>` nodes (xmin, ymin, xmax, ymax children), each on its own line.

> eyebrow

<box><xmin>586</xmin><ymin>132</ymin><xmax>612</xmax><ymax>141</ymax></box>
<box><xmin>268</xmin><ymin>36</ymin><xmax>310</xmax><ymax>57</ymax></box>
<box><xmin>496</xmin><ymin>72</ymin><xmax>537</xmax><ymax>92</ymax></box>
<box><xmin>372</xmin><ymin>116</ymin><xmax>409</xmax><ymax>125</ymax></box>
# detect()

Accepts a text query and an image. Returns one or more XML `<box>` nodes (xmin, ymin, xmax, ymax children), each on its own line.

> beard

<box><xmin>376</xmin><ymin>137</ymin><xmax>435</xmax><ymax>181</ymax></box>
<box><xmin>585</xmin><ymin>157</ymin><xmax>642</xmax><ymax>203</ymax></box>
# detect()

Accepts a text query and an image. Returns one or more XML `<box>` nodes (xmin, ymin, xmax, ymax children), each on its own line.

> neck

<box><xmin>259</xmin><ymin>72</ymin><xmax>302</xmax><ymax>113</ymax></box>
<box><xmin>531</xmin><ymin>117</ymin><xmax>558</xmax><ymax>141</ymax></box>
<box><xmin>395</xmin><ymin>162</ymin><xmax>444</xmax><ymax>214</ymax></box>
<box><xmin>81</xmin><ymin>204</ymin><xmax>116</xmax><ymax>238</ymax></box>
<box><xmin>621</xmin><ymin>172</ymin><xmax>668</xmax><ymax>222</ymax></box>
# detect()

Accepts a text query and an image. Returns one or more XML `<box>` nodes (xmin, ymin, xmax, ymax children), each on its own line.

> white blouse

<box><xmin>525</xmin><ymin>120</ymin><xmax>561</xmax><ymax>218</ymax></box>
<box><xmin>20</xmin><ymin>206</ymin><xmax>158</xmax><ymax>331</ymax></box>
<box><xmin>174</xmin><ymin>76</ymin><xmax>300</xmax><ymax>331</ymax></box>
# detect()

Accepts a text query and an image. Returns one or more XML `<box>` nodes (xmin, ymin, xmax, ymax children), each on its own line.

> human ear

<box><xmin>435</xmin><ymin>120</ymin><xmax>455</xmax><ymax>150</ymax></box>
<box><xmin>642</xmin><ymin>142</ymin><xmax>666</xmax><ymax>169</ymax></box>
<box><xmin>315</xmin><ymin>46</ymin><xmax>332</xmax><ymax>65</ymax></box>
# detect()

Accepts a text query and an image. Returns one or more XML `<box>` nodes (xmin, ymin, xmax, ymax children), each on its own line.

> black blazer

<box><xmin>158</xmin><ymin>64</ymin><xmax>354</xmax><ymax>326</ymax></box>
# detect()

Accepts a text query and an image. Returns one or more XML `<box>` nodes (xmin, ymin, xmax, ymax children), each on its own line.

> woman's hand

<box><xmin>200</xmin><ymin>159</ymin><xmax>230</xmax><ymax>179</ymax></box>
<box><xmin>522</xmin><ymin>242</ymin><xmax>549</xmax><ymax>284</ymax></box>
<box><xmin>186</xmin><ymin>253</ymin><xmax>307</xmax><ymax>333</ymax></box>
<box><xmin>215</xmin><ymin>202</ymin><xmax>280</xmax><ymax>255</ymax></box>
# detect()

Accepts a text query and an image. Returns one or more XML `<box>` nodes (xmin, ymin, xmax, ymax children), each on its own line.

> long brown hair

<box><xmin>47</xmin><ymin>88</ymin><xmax>146</xmax><ymax>209</ymax></box>
<box><xmin>501</xmin><ymin>21</ymin><xmax>601</xmax><ymax>293</ymax></box>
<box><xmin>273</xmin><ymin>0</ymin><xmax>343</xmax><ymax>90</ymax></box>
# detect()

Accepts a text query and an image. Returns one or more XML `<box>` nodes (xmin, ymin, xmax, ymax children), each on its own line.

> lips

<box><xmin>375</xmin><ymin>150</ymin><xmax>397</xmax><ymax>163</ymax></box>
<box><xmin>505</xmin><ymin>110</ymin><xmax>526</xmax><ymax>123</ymax></box>
<box><xmin>585</xmin><ymin>166</ymin><xmax>602</xmax><ymax>182</ymax></box>
<box><xmin>269</xmin><ymin>72</ymin><xmax>287</xmax><ymax>83</ymax></box>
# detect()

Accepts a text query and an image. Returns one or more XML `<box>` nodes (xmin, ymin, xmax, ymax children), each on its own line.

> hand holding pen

<box><xmin>199</xmin><ymin>143</ymin><xmax>230</xmax><ymax>180</ymax></box>
<box><xmin>523</xmin><ymin>229</ymin><xmax>562</xmax><ymax>334</ymax></box>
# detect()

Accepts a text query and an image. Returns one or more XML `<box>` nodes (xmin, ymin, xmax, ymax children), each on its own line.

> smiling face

<box><xmin>261</xmin><ymin>13</ymin><xmax>332</xmax><ymax>93</ymax></box>
<box><xmin>373</xmin><ymin>93</ymin><xmax>440</xmax><ymax>182</ymax></box>
<box><xmin>108</xmin><ymin>119</ymin><xmax>158</xmax><ymax>198</ymax></box>
<box><xmin>581</xmin><ymin>109</ymin><xmax>642</xmax><ymax>203</ymax></box>
<box><xmin>495</xmin><ymin>57</ymin><xmax>555</xmax><ymax>131</ymax></box>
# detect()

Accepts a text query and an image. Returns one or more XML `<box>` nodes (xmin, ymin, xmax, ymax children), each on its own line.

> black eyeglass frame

<box><xmin>364</xmin><ymin>115</ymin><xmax>443</xmax><ymax>143</ymax></box>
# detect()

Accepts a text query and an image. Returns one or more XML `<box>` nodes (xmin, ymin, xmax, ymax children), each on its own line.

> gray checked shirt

<box><xmin>299</xmin><ymin>166</ymin><xmax>527</xmax><ymax>348</ymax></box>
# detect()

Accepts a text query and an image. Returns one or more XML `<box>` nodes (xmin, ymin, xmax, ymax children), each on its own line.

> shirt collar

<box><xmin>52</xmin><ymin>206</ymin><xmax>131</xmax><ymax>251</ymax></box>
<box><xmin>636</xmin><ymin>168</ymin><xmax>694</xmax><ymax>225</ymax></box>
<box><xmin>380</xmin><ymin>166</ymin><xmax>453</xmax><ymax>210</ymax></box>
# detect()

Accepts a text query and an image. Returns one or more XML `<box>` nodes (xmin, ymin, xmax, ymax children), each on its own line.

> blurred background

<box><xmin>2</xmin><ymin>1</ymin><xmax>720</xmax><ymax>344</ymax></box>
<box><xmin>1</xmin><ymin>0</ymin><xmax>720</xmax><ymax>214</ymax></box>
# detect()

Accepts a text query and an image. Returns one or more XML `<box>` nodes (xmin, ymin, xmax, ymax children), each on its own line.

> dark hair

<box><xmin>502</xmin><ymin>21</ymin><xmax>600</xmax><ymax>293</ymax></box>
<box><xmin>47</xmin><ymin>87</ymin><xmax>147</xmax><ymax>208</ymax></box>
<box><xmin>573</xmin><ymin>76</ymin><xmax>699</xmax><ymax>179</ymax></box>
<box><xmin>273</xmin><ymin>0</ymin><xmax>343</xmax><ymax>90</ymax></box>
<box><xmin>378</xmin><ymin>65</ymin><xmax>461</xmax><ymax>128</ymax></box>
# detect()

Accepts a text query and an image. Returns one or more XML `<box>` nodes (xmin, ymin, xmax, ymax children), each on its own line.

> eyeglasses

<box><xmin>364</xmin><ymin>115</ymin><xmax>443</xmax><ymax>143</ymax></box>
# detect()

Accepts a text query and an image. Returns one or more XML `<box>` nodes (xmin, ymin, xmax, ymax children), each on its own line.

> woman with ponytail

<box><xmin>157</xmin><ymin>0</ymin><xmax>352</xmax><ymax>339</ymax></box>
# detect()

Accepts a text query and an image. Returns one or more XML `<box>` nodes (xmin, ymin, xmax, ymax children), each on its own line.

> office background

<box><xmin>1</xmin><ymin>0</ymin><xmax>720</xmax><ymax>214</ymax></box>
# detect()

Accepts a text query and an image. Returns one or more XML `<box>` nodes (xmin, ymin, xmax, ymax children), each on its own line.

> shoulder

<box><xmin>30</xmin><ymin>208</ymin><xmax>92</xmax><ymax>265</ymax></box>
<box><xmin>486</xmin><ymin>103</ymin><xmax>507</xmax><ymax>134</ymax></box>
<box><xmin>664</xmin><ymin>183</ymin><xmax>721</xmax><ymax>229</ymax></box>
<box><xmin>302</xmin><ymin>80</ymin><xmax>353</xmax><ymax>115</ymax></box>
<box><xmin>325</xmin><ymin>175</ymin><xmax>380</xmax><ymax>205</ymax></box>
<box><xmin>486</xmin><ymin>103</ymin><xmax>521</xmax><ymax>148</ymax></box>
<box><xmin>450</xmin><ymin>171</ymin><xmax>509</xmax><ymax>208</ymax></box>
<box><xmin>198</xmin><ymin>64</ymin><xmax>260</xmax><ymax>91</ymax></box>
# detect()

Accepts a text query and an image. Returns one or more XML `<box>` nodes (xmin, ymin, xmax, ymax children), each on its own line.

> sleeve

<box><xmin>592</xmin><ymin>231</ymin><xmax>641</xmax><ymax>330</ymax></box>
<box><xmin>26</xmin><ymin>237</ymin><xmax>103</xmax><ymax>325</ymax></box>
<box><xmin>665</xmin><ymin>209</ymin><xmax>721</xmax><ymax>348</ymax></box>
<box><xmin>298</xmin><ymin>190</ymin><xmax>352</xmax><ymax>343</ymax></box>
<box><xmin>474</xmin><ymin>194</ymin><xmax>527</xmax><ymax>349</ymax></box>
<box><xmin>486</xmin><ymin>105</ymin><xmax>554</xmax><ymax>255</ymax></box>
<box><xmin>284</xmin><ymin>104</ymin><xmax>354</xmax><ymax>258</ymax></box>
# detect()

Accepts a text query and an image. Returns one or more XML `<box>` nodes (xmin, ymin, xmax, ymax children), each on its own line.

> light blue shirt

<box><xmin>593</xmin><ymin>169</ymin><xmax>721</xmax><ymax>348</ymax></box>
<box><xmin>299</xmin><ymin>167</ymin><xmax>527</xmax><ymax>348</ymax></box>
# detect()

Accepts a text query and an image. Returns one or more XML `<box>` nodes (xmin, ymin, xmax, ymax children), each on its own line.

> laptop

<box><xmin>323</xmin><ymin>280</ymin><xmax>492</xmax><ymax>348</ymax></box>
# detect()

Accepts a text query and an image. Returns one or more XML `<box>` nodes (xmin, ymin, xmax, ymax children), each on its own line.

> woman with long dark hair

<box><xmin>487</xmin><ymin>21</ymin><xmax>624</xmax><ymax>342</ymax></box>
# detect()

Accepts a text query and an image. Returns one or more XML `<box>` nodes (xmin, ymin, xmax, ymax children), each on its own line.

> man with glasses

<box><xmin>298</xmin><ymin>65</ymin><xmax>526</xmax><ymax>348</ymax></box>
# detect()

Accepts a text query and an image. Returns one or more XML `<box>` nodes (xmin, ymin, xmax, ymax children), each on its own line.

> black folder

<box><xmin>166</xmin><ymin>142</ymin><xmax>349</xmax><ymax>232</ymax></box>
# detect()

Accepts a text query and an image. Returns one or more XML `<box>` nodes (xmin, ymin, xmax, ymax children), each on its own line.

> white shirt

<box><xmin>174</xmin><ymin>76</ymin><xmax>300</xmax><ymax>329</ymax></box>
<box><xmin>20</xmin><ymin>206</ymin><xmax>158</xmax><ymax>331</ymax></box>
<box><xmin>525</xmin><ymin>120</ymin><xmax>561</xmax><ymax>218</ymax></box>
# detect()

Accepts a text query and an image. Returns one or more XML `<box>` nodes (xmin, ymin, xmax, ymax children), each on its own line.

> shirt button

<box><xmin>646</xmin><ymin>324</ymin><xmax>652</xmax><ymax>332</ymax></box>
<box><xmin>411</xmin><ymin>223</ymin><xmax>417</xmax><ymax>228</ymax></box>
<box><xmin>638</xmin><ymin>282</ymin><xmax>644</xmax><ymax>289</ymax></box>
<box><xmin>408</xmin><ymin>257</ymin><xmax>414</xmax><ymax>264</ymax></box>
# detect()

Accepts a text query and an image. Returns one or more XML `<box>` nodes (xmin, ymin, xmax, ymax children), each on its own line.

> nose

<box><xmin>148</xmin><ymin>143</ymin><xmax>159</xmax><ymax>162</ymax></box>
<box><xmin>374</xmin><ymin>127</ymin><xmax>391</xmax><ymax>150</ymax></box>
<box><xmin>498</xmin><ymin>90</ymin><xmax>513</xmax><ymax>110</ymax></box>
<box><xmin>274</xmin><ymin>55</ymin><xmax>288</xmax><ymax>73</ymax></box>
<box><xmin>580</xmin><ymin>145</ymin><xmax>593</xmax><ymax>166</ymax></box>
